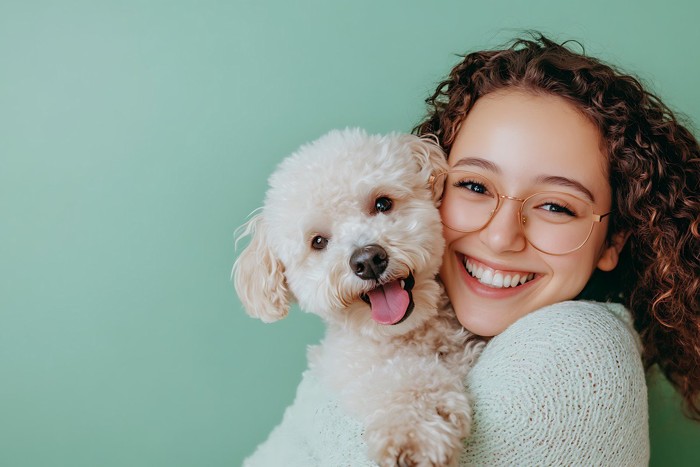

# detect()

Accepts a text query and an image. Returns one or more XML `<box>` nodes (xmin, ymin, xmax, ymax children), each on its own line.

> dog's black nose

<box><xmin>350</xmin><ymin>244</ymin><xmax>388</xmax><ymax>280</ymax></box>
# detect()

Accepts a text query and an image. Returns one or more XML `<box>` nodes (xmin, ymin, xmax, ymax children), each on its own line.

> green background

<box><xmin>1</xmin><ymin>1</ymin><xmax>698</xmax><ymax>465</ymax></box>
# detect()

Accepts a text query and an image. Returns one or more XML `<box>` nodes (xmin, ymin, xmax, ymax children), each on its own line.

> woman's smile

<box><xmin>447</xmin><ymin>251</ymin><xmax>542</xmax><ymax>302</ymax></box>
<box><xmin>463</xmin><ymin>256</ymin><xmax>536</xmax><ymax>289</ymax></box>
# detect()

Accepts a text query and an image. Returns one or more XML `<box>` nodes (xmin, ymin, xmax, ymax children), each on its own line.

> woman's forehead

<box><xmin>448</xmin><ymin>89</ymin><xmax>610</xmax><ymax>201</ymax></box>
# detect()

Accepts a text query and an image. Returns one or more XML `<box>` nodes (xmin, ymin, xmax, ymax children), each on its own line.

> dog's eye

<box><xmin>311</xmin><ymin>235</ymin><xmax>329</xmax><ymax>250</ymax></box>
<box><xmin>374</xmin><ymin>196</ymin><xmax>393</xmax><ymax>213</ymax></box>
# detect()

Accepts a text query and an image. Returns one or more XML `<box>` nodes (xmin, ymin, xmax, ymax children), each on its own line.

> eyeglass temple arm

<box><xmin>592</xmin><ymin>212</ymin><xmax>612</xmax><ymax>223</ymax></box>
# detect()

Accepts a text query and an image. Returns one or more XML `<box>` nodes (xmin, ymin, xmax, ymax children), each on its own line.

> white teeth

<box><xmin>503</xmin><ymin>274</ymin><xmax>513</xmax><ymax>288</ymax></box>
<box><xmin>400</xmin><ymin>280</ymin><xmax>405</xmax><ymax>289</ymax></box>
<box><xmin>463</xmin><ymin>258</ymin><xmax>535</xmax><ymax>289</ymax></box>
<box><xmin>492</xmin><ymin>273</ymin><xmax>504</xmax><ymax>288</ymax></box>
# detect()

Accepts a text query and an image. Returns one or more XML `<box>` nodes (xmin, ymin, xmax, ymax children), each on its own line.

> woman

<box><xmin>246</xmin><ymin>34</ymin><xmax>700</xmax><ymax>465</ymax></box>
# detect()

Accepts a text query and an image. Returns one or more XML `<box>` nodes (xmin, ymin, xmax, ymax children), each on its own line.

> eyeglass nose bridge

<box><xmin>490</xmin><ymin>193</ymin><xmax>529</xmax><ymax>226</ymax></box>
<box><xmin>499</xmin><ymin>194</ymin><xmax>526</xmax><ymax>202</ymax></box>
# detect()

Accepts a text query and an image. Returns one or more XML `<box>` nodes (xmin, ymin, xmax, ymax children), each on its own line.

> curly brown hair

<box><xmin>413</xmin><ymin>33</ymin><xmax>700</xmax><ymax>420</ymax></box>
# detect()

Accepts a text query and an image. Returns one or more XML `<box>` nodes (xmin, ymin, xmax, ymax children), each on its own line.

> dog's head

<box><xmin>233</xmin><ymin>128</ymin><xmax>448</xmax><ymax>336</ymax></box>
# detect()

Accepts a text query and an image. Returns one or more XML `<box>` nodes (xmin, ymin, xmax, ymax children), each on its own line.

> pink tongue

<box><xmin>367</xmin><ymin>280</ymin><xmax>410</xmax><ymax>325</ymax></box>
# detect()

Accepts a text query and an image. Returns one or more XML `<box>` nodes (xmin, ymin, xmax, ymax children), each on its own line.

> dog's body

<box><xmin>233</xmin><ymin>129</ymin><xmax>482</xmax><ymax>466</ymax></box>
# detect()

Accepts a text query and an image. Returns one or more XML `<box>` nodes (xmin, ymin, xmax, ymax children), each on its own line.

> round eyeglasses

<box><xmin>432</xmin><ymin>170</ymin><xmax>611</xmax><ymax>255</ymax></box>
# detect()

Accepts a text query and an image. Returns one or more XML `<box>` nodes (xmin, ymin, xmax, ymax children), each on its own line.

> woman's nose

<box><xmin>478</xmin><ymin>199</ymin><xmax>527</xmax><ymax>253</ymax></box>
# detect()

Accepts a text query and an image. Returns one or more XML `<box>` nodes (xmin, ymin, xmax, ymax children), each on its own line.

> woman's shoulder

<box><xmin>468</xmin><ymin>300</ymin><xmax>646</xmax><ymax>402</ymax></box>
<box><xmin>492</xmin><ymin>299</ymin><xmax>642</xmax><ymax>357</ymax></box>
<box><xmin>463</xmin><ymin>300</ymin><xmax>649</xmax><ymax>465</ymax></box>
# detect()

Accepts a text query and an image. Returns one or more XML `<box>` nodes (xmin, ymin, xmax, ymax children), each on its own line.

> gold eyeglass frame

<box><xmin>430</xmin><ymin>170</ymin><xmax>612</xmax><ymax>255</ymax></box>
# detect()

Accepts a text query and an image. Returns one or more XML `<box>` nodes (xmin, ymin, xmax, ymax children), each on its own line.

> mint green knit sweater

<box><xmin>244</xmin><ymin>300</ymin><xmax>650</xmax><ymax>466</ymax></box>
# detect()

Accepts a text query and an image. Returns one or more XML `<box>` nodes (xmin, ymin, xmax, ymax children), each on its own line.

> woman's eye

<box><xmin>311</xmin><ymin>235</ymin><xmax>329</xmax><ymax>250</ymax></box>
<box><xmin>455</xmin><ymin>180</ymin><xmax>488</xmax><ymax>195</ymax></box>
<box><xmin>374</xmin><ymin>196</ymin><xmax>393</xmax><ymax>213</ymax></box>
<box><xmin>539</xmin><ymin>203</ymin><xmax>577</xmax><ymax>217</ymax></box>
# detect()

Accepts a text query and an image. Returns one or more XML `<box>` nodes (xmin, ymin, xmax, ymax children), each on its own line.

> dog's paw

<box><xmin>365</xmin><ymin>393</ymin><xmax>470</xmax><ymax>467</ymax></box>
<box><xmin>371</xmin><ymin>435</ymin><xmax>455</xmax><ymax>467</ymax></box>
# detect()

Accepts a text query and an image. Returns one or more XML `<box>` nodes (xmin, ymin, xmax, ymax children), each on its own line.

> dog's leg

<box><xmin>350</xmin><ymin>356</ymin><xmax>472</xmax><ymax>467</ymax></box>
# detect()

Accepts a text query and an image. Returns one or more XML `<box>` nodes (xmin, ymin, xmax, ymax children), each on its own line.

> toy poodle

<box><xmin>233</xmin><ymin>128</ymin><xmax>482</xmax><ymax>466</ymax></box>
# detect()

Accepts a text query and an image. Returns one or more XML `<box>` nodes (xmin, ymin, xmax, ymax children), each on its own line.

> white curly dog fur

<box><xmin>233</xmin><ymin>128</ymin><xmax>482</xmax><ymax>466</ymax></box>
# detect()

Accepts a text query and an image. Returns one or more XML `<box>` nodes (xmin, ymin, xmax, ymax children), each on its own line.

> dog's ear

<box><xmin>407</xmin><ymin>134</ymin><xmax>449</xmax><ymax>203</ymax></box>
<box><xmin>232</xmin><ymin>213</ymin><xmax>290</xmax><ymax>323</ymax></box>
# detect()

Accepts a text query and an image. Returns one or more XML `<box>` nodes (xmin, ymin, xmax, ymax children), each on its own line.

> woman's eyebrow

<box><xmin>535</xmin><ymin>175</ymin><xmax>595</xmax><ymax>203</ymax></box>
<box><xmin>452</xmin><ymin>157</ymin><xmax>501</xmax><ymax>173</ymax></box>
<box><xmin>451</xmin><ymin>157</ymin><xmax>596</xmax><ymax>203</ymax></box>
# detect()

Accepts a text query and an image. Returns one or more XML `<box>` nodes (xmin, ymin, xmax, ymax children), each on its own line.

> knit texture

<box><xmin>243</xmin><ymin>300</ymin><xmax>650</xmax><ymax>466</ymax></box>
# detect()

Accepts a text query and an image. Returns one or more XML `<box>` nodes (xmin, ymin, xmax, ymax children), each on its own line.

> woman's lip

<box><xmin>454</xmin><ymin>253</ymin><xmax>540</xmax><ymax>297</ymax></box>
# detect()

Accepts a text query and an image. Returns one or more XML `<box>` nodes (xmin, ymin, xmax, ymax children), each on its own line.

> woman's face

<box><xmin>439</xmin><ymin>89</ymin><xmax>624</xmax><ymax>337</ymax></box>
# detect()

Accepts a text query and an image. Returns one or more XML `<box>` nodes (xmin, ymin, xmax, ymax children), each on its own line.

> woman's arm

<box><xmin>243</xmin><ymin>361</ymin><xmax>374</xmax><ymax>467</ymax></box>
<box><xmin>245</xmin><ymin>301</ymin><xmax>649</xmax><ymax>466</ymax></box>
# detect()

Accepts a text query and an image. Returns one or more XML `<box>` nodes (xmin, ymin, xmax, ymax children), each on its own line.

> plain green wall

<box><xmin>1</xmin><ymin>1</ymin><xmax>698</xmax><ymax>465</ymax></box>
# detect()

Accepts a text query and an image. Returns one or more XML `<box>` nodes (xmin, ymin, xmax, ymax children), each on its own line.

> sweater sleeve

<box><xmin>460</xmin><ymin>300</ymin><xmax>649</xmax><ymax>466</ymax></box>
<box><xmin>243</xmin><ymin>363</ymin><xmax>375</xmax><ymax>467</ymax></box>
